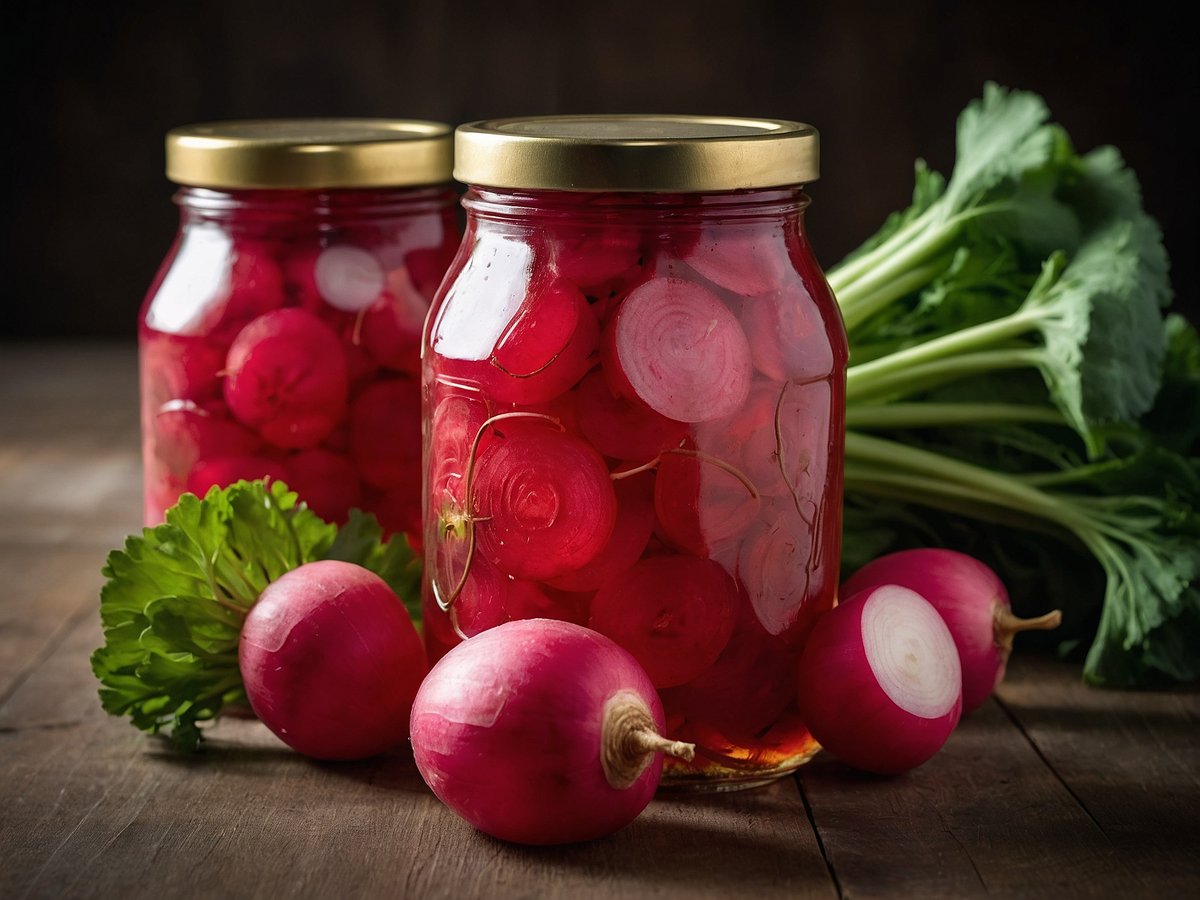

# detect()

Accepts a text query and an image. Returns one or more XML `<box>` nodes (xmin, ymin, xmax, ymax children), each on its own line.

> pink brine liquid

<box><xmin>140</xmin><ymin>186</ymin><xmax>460</xmax><ymax>540</ymax></box>
<box><xmin>422</xmin><ymin>188</ymin><xmax>848</xmax><ymax>788</ymax></box>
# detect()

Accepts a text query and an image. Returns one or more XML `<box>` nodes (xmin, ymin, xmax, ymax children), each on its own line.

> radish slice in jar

<box><xmin>553</xmin><ymin>228</ymin><xmax>643</xmax><ymax>288</ymax></box>
<box><xmin>223</xmin><ymin>308</ymin><xmax>348</xmax><ymax>449</ymax></box>
<box><xmin>285</xmin><ymin>448</ymin><xmax>362</xmax><ymax>524</ymax></box>
<box><xmin>348</xmin><ymin>378</ymin><xmax>421</xmax><ymax>490</ymax></box>
<box><xmin>141</xmin><ymin>335</ymin><xmax>225</xmax><ymax>407</ymax></box>
<box><xmin>684</xmin><ymin>226</ymin><xmax>790</xmax><ymax>297</ymax></box>
<box><xmin>472</xmin><ymin>422</ymin><xmax>617</xmax><ymax>581</ymax></box>
<box><xmin>589</xmin><ymin>555</ymin><xmax>738</xmax><ymax>688</ymax></box>
<box><xmin>653</xmin><ymin>449</ymin><xmax>759</xmax><ymax>557</ymax></box>
<box><xmin>796</xmin><ymin>584</ymin><xmax>963</xmax><ymax>775</ymax></box>
<box><xmin>741</xmin><ymin>284</ymin><xmax>834</xmax><ymax>382</ymax></box>
<box><xmin>574</xmin><ymin>370</ymin><xmax>687</xmax><ymax>462</ymax></box>
<box><xmin>601</xmin><ymin>277</ymin><xmax>751</xmax><ymax>423</ymax></box>
<box><xmin>315</xmin><ymin>244</ymin><xmax>387</xmax><ymax>312</ymax></box>
<box><xmin>487</xmin><ymin>278</ymin><xmax>599</xmax><ymax>404</ymax></box>
<box><xmin>214</xmin><ymin>241</ymin><xmax>287</xmax><ymax>335</ymax></box>
<box><xmin>546</xmin><ymin>471</ymin><xmax>656</xmax><ymax>592</ymax></box>
<box><xmin>737</xmin><ymin>506</ymin><xmax>830</xmax><ymax>638</ymax></box>
<box><xmin>153</xmin><ymin>400</ymin><xmax>260</xmax><ymax>479</ymax></box>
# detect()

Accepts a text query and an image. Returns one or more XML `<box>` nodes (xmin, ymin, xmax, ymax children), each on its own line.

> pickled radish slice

<box><xmin>589</xmin><ymin>555</ymin><xmax>738</xmax><ymax>688</ymax></box>
<box><xmin>738</xmin><ymin>510</ymin><xmax>825</xmax><ymax>637</ymax></box>
<box><xmin>796</xmin><ymin>584</ymin><xmax>963</xmax><ymax>775</ymax></box>
<box><xmin>450</xmin><ymin>554</ymin><xmax>512</xmax><ymax>638</ymax></box>
<box><xmin>654</xmin><ymin>450</ymin><xmax>759</xmax><ymax>557</ymax></box>
<box><xmin>602</xmin><ymin>277</ymin><xmax>751</xmax><ymax>423</ymax></box>
<box><xmin>574</xmin><ymin>370</ymin><xmax>687</xmax><ymax>461</ymax></box>
<box><xmin>742</xmin><ymin>284</ymin><xmax>834</xmax><ymax>382</ymax></box>
<box><xmin>315</xmin><ymin>244</ymin><xmax>387</xmax><ymax>311</ymax></box>
<box><xmin>488</xmin><ymin>279</ymin><xmax>599</xmax><ymax>404</ymax></box>
<box><xmin>472</xmin><ymin>423</ymin><xmax>617</xmax><ymax>581</ymax></box>
<box><xmin>223</xmin><ymin>308</ymin><xmax>348</xmax><ymax>448</ymax></box>
<box><xmin>285</xmin><ymin>448</ymin><xmax>362</xmax><ymax>524</ymax></box>
<box><xmin>348</xmin><ymin>378</ymin><xmax>421</xmax><ymax>490</ymax></box>
<box><xmin>429</xmin><ymin>393</ymin><xmax>491</xmax><ymax>514</ymax></box>
<box><xmin>684</xmin><ymin>226</ymin><xmax>789</xmax><ymax>297</ymax></box>
<box><xmin>186</xmin><ymin>454</ymin><xmax>288</xmax><ymax>496</ymax></box>
<box><xmin>546</xmin><ymin>472</ymin><xmax>656</xmax><ymax>592</ymax></box>
<box><xmin>553</xmin><ymin>228</ymin><xmax>642</xmax><ymax>288</ymax></box>
<box><xmin>660</xmin><ymin>609</ymin><xmax>796</xmax><ymax>740</ymax></box>
<box><xmin>152</xmin><ymin>400</ymin><xmax>259</xmax><ymax>478</ymax></box>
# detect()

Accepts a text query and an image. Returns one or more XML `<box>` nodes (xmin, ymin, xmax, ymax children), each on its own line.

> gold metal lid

<box><xmin>166</xmin><ymin>119</ymin><xmax>454</xmax><ymax>189</ymax></box>
<box><xmin>454</xmin><ymin>115</ymin><xmax>819</xmax><ymax>192</ymax></box>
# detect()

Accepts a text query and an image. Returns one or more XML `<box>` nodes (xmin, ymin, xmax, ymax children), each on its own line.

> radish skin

<box><xmin>410</xmin><ymin>619</ymin><xmax>694</xmax><ymax>845</ymax></box>
<box><xmin>841</xmin><ymin>548</ymin><xmax>1062</xmax><ymax>712</ymax></box>
<box><xmin>796</xmin><ymin>584</ymin><xmax>962</xmax><ymax>775</ymax></box>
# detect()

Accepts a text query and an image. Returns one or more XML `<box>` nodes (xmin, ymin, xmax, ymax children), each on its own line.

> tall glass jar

<box><xmin>141</xmin><ymin>120</ymin><xmax>459</xmax><ymax>540</ymax></box>
<box><xmin>421</xmin><ymin>116</ymin><xmax>848</xmax><ymax>789</ymax></box>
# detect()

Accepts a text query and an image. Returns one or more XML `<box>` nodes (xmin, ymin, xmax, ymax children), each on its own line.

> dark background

<box><xmin>3</xmin><ymin>0</ymin><xmax>1195</xmax><ymax>337</ymax></box>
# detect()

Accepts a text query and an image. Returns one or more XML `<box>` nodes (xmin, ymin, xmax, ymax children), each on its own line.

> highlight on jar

<box><xmin>421</xmin><ymin>116</ymin><xmax>848</xmax><ymax>789</ymax></box>
<box><xmin>139</xmin><ymin>119</ymin><xmax>460</xmax><ymax>541</ymax></box>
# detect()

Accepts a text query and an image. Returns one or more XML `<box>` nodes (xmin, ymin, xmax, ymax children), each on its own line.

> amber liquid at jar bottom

<box><xmin>420</xmin><ymin>188</ymin><xmax>847</xmax><ymax>789</ymax></box>
<box><xmin>139</xmin><ymin>187</ymin><xmax>459</xmax><ymax>537</ymax></box>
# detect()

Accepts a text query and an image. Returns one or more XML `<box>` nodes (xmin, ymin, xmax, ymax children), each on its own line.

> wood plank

<box><xmin>996</xmin><ymin>655</ymin><xmax>1200</xmax><ymax>893</ymax></box>
<box><xmin>1</xmin><ymin>613</ymin><xmax>836</xmax><ymax>900</ymax></box>
<box><xmin>796</xmin><ymin>690</ymin><xmax>1148</xmax><ymax>898</ymax></box>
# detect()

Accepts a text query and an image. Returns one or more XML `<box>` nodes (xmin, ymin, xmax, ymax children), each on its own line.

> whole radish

<box><xmin>841</xmin><ymin>548</ymin><xmax>1062</xmax><ymax>712</ymax></box>
<box><xmin>239</xmin><ymin>560</ymin><xmax>426</xmax><ymax>760</ymax></box>
<box><xmin>410</xmin><ymin>618</ymin><xmax>694</xmax><ymax>845</ymax></box>
<box><xmin>796</xmin><ymin>584</ymin><xmax>962</xmax><ymax>775</ymax></box>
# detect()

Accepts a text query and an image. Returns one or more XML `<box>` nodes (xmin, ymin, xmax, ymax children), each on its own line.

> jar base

<box><xmin>658</xmin><ymin>741</ymin><xmax>822</xmax><ymax>792</ymax></box>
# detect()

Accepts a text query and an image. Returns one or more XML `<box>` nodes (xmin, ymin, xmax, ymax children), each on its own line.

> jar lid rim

<box><xmin>166</xmin><ymin>118</ymin><xmax>454</xmax><ymax>189</ymax></box>
<box><xmin>454</xmin><ymin>114</ymin><xmax>819</xmax><ymax>191</ymax></box>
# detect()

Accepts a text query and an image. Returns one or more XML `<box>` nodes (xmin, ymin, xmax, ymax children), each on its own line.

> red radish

<box><xmin>546</xmin><ymin>472</ymin><xmax>656</xmax><ymax>592</ymax></box>
<box><xmin>223</xmin><ymin>308</ymin><xmax>348</xmax><ymax>449</ymax></box>
<box><xmin>684</xmin><ymin>225</ymin><xmax>790</xmax><ymax>297</ymax></box>
<box><xmin>487</xmin><ymin>278</ymin><xmax>599</xmax><ymax>404</ymax></box>
<box><xmin>284</xmin><ymin>448</ymin><xmax>362</xmax><ymax>524</ymax></box>
<box><xmin>574</xmin><ymin>370</ymin><xmax>687</xmax><ymax>462</ymax></box>
<box><xmin>589</xmin><ymin>555</ymin><xmax>738</xmax><ymax>688</ymax></box>
<box><xmin>653</xmin><ymin>449</ymin><xmax>759</xmax><ymax>557</ymax></box>
<box><xmin>348</xmin><ymin>378</ymin><xmax>421</xmax><ymax>490</ymax></box>
<box><xmin>741</xmin><ymin>284</ymin><xmax>834</xmax><ymax>382</ymax></box>
<box><xmin>840</xmin><ymin>548</ymin><xmax>1062</xmax><ymax>712</ymax></box>
<box><xmin>314</xmin><ymin>244</ymin><xmax>386</xmax><ymax>312</ymax></box>
<box><xmin>186</xmin><ymin>454</ymin><xmax>289</xmax><ymax>497</ymax></box>
<box><xmin>553</xmin><ymin>228</ymin><xmax>643</xmax><ymax>288</ymax></box>
<box><xmin>405</xmin><ymin>244</ymin><xmax>457</xmax><ymax>300</ymax></box>
<box><xmin>410</xmin><ymin>618</ymin><xmax>694</xmax><ymax>845</ymax></box>
<box><xmin>153</xmin><ymin>400</ymin><xmax>260</xmax><ymax>479</ymax></box>
<box><xmin>141</xmin><ymin>335</ymin><xmax>225</xmax><ymax>407</ymax></box>
<box><xmin>660</xmin><ymin>607</ymin><xmax>797</xmax><ymax>741</ymax></box>
<box><xmin>428</xmin><ymin>393</ymin><xmax>491</xmax><ymax>517</ymax></box>
<box><xmin>239</xmin><ymin>560</ymin><xmax>426</xmax><ymax>760</ymax></box>
<box><xmin>506</xmin><ymin>585</ymin><xmax>592</xmax><ymax>626</ymax></box>
<box><xmin>737</xmin><ymin>511</ymin><xmax>821</xmax><ymax>637</ymax></box>
<box><xmin>472</xmin><ymin>422</ymin><xmax>617</xmax><ymax>581</ymax></box>
<box><xmin>360</xmin><ymin>287</ymin><xmax>427</xmax><ymax>376</ymax></box>
<box><xmin>204</xmin><ymin>240</ymin><xmax>286</xmax><ymax>341</ymax></box>
<box><xmin>602</xmin><ymin>277</ymin><xmax>752</xmax><ymax>423</ymax></box>
<box><xmin>796</xmin><ymin>584</ymin><xmax>963</xmax><ymax>775</ymax></box>
<box><xmin>282</xmin><ymin>244</ymin><xmax>323</xmax><ymax>310</ymax></box>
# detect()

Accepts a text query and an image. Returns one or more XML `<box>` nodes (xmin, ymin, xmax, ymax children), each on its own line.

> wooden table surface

<box><xmin>2</xmin><ymin>343</ymin><xmax>1197</xmax><ymax>899</ymax></box>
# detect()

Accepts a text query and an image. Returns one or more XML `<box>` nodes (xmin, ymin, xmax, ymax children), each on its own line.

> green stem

<box><xmin>827</xmin><ymin>207</ymin><xmax>940</xmax><ymax>291</ymax></box>
<box><xmin>845</xmin><ymin>402</ymin><xmax>1066</xmax><ymax>430</ymax></box>
<box><xmin>846</xmin><ymin>348</ymin><xmax>1043</xmax><ymax>404</ymax></box>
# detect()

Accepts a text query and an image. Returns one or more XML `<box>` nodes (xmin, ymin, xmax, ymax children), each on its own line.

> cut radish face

<box><xmin>472</xmin><ymin>421</ymin><xmax>617</xmax><ymax>581</ymax></box>
<box><xmin>660</xmin><ymin>606</ymin><xmax>797</xmax><ymax>741</ymax></box>
<box><xmin>602</xmin><ymin>277</ymin><xmax>751</xmax><ymax>423</ymax></box>
<box><xmin>348</xmin><ymin>378</ymin><xmax>421</xmax><ymax>490</ymax></box>
<box><xmin>684</xmin><ymin>224</ymin><xmax>790</xmax><ymax>297</ymax></box>
<box><xmin>186</xmin><ymin>454</ymin><xmax>288</xmax><ymax>497</ymax></box>
<box><xmin>487</xmin><ymin>278</ymin><xmax>599</xmax><ymax>404</ymax></box>
<box><xmin>546</xmin><ymin>471</ymin><xmax>656</xmax><ymax>592</ymax></box>
<box><xmin>449</xmin><ymin>553</ymin><xmax>513</xmax><ymax>638</ymax></box>
<box><xmin>796</xmin><ymin>584</ymin><xmax>963</xmax><ymax>775</ymax></box>
<box><xmin>589</xmin><ymin>555</ymin><xmax>738</xmax><ymax>688</ymax></box>
<box><xmin>553</xmin><ymin>228</ymin><xmax>643</xmax><ymax>288</ymax></box>
<box><xmin>654</xmin><ymin>449</ymin><xmax>759</xmax><ymax>557</ymax></box>
<box><xmin>223</xmin><ymin>308</ymin><xmax>348</xmax><ymax>449</ymax></box>
<box><xmin>315</xmin><ymin>244</ymin><xmax>387</xmax><ymax>312</ymax></box>
<box><xmin>574</xmin><ymin>370</ymin><xmax>687</xmax><ymax>462</ymax></box>
<box><xmin>741</xmin><ymin>284</ymin><xmax>834</xmax><ymax>382</ymax></box>
<box><xmin>285</xmin><ymin>448</ymin><xmax>362</xmax><ymax>524</ymax></box>
<box><xmin>737</xmin><ymin>509</ymin><xmax>825</xmax><ymax>637</ymax></box>
<box><xmin>153</xmin><ymin>400</ymin><xmax>260</xmax><ymax>479</ymax></box>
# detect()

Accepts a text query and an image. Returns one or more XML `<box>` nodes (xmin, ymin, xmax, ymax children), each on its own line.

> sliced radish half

<box><xmin>315</xmin><ymin>244</ymin><xmax>387</xmax><ymax>312</ymax></box>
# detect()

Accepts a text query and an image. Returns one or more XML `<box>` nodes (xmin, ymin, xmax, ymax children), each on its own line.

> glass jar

<box><xmin>140</xmin><ymin>119</ymin><xmax>459</xmax><ymax>540</ymax></box>
<box><xmin>422</xmin><ymin>116</ymin><xmax>847</xmax><ymax>789</ymax></box>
